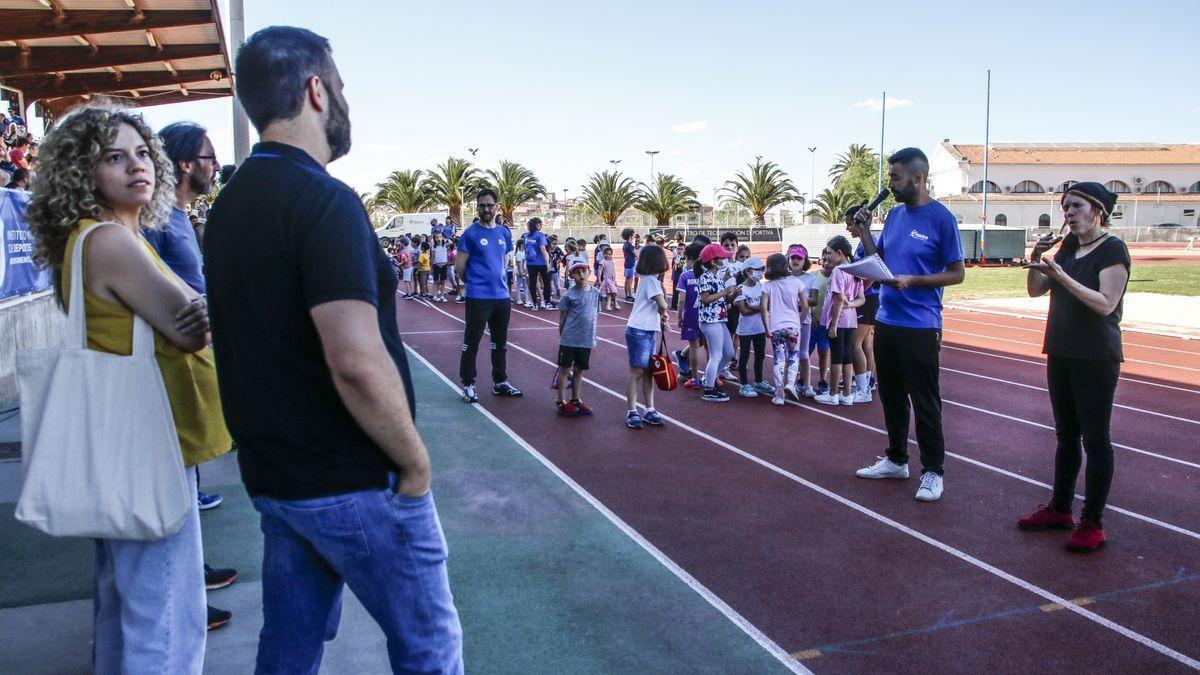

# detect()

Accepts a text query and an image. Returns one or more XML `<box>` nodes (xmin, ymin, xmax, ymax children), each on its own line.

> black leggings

<box><xmin>737</xmin><ymin>332</ymin><xmax>766</xmax><ymax>384</ymax></box>
<box><xmin>459</xmin><ymin>299</ymin><xmax>511</xmax><ymax>386</ymax></box>
<box><xmin>527</xmin><ymin>265</ymin><xmax>552</xmax><ymax>306</ymax></box>
<box><xmin>1047</xmin><ymin>356</ymin><xmax>1119</xmax><ymax>523</ymax></box>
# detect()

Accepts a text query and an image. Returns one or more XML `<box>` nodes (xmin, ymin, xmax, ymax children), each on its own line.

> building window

<box><xmin>1055</xmin><ymin>180</ymin><xmax>1079</xmax><ymax>193</ymax></box>
<box><xmin>1104</xmin><ymin>180</ymin><xmax>1131</xmax><ymax>194</ymax></box>
<box><xmin>1188</xmin><ymin>181</ymin><xmax>1200</xmax><ymax>194</ymax></box>
<box><xmin>1143</xmin><ymin>180</ymin><xmax>1175</xmax><ymax>194</ymax></box>
<box><xmin>1038</xmin><ymin>214</ymin><xmax>1051</xmax><ymax>228</ymax></box>
<box><xmin>969</xmin><ymin>180</ymin><xmax>1001</xmax><ymax>194</ymax></box>
<box><xmin>1012</xmin><ymin>180</ymin><xmax>1043</xmax><ymax>193</ymax></box>
<box><xmin>994</xmin><ymin>214</ymin><xmax>1007</xmax><ymax>227</ymax></box>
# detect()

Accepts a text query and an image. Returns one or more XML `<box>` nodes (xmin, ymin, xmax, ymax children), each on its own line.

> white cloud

<box><xmin>670</xmin><ymin>120</ymin><xmax>709</xmax><ymax>133</ymax></box>
<box><xmin>722</xmin><ymin>138</ymin><xmax>744</xmax><ymax>149</ymax></box>
<box><xmin>853</xmin><ymin>97</ymin><xmax>914</xmax><ymax>112</ymax></box>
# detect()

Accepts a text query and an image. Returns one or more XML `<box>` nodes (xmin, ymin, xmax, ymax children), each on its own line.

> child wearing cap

<box><xmin>734</xmin><ymin>256</ymin><xmax>773</xmax><ymax>398</ymax></box>
<box><xmin>556</xmin><ymin>261</ymin><xmax>600</xmax><ymax>416</ymax></box>
<box><xmin>696</xmin><ymin>243</ymin><xmax>740</xmax><ymax>402</ymax></box>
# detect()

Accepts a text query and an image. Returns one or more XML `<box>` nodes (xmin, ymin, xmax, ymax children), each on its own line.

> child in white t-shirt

<box><xmin>624</xmin><ymin>245</ymin><xmax>670</xmax><ymax>429</ymax></box>
<box><xmin>733</xmin><ymin>257</ymin><xmax>771</xmax><ymax>398</ymax></box>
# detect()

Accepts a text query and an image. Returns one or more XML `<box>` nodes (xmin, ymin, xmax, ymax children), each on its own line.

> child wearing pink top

<box><xmin>761</xmin><ymin>253</ymin><xmax>811</xmax><ymax>406</ymax></box>
<box><xmin>817</xmin><ymin>236</ymin><xmax>865</xmax><ymax>405</ymax></box>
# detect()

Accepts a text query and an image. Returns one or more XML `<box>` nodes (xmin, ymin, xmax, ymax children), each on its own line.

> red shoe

<box><xmin>1065</xmin><ymin>519</ymin><xmax>1106</xmax><ymax>552</ymax></box>
<box><xmin>557</xmin><ymin>401</ymin><xmax>579</xmax><ymax>417</ymax></box>
<box><xmin>570</xmin><ymin>400</ymin><xmax>593</xmax><ymax>416</ymax></box>
<box><xmin>1017</xmin><ymin>504</ymin><xmax>1075</xmax><ymax>531</ymax></box>
<box><xmin>683</xmin><ymin>379</ymin><xmax>703</xmax><ymax>390</ymax></box>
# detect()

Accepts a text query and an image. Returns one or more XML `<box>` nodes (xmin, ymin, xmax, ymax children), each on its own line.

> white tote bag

<box><xmin>15</xmin><ymin>222</ymin><xmax>191</xmax><ymax>540</ymax></box>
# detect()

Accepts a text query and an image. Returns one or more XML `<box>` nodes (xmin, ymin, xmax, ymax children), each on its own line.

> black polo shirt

<box><xmin>204</xmin><ymin>142</ymin><xmax>417</xmax><ymax>499</ymax></box>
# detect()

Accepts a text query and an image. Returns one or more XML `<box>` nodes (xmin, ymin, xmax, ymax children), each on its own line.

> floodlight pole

<box><xmin>877</xmin><ymin>90</ymin><xmax>886</xmax><ymax>196</ymax></box>
<box><xmin>808</xmin><ymin>146</ymin><xmax>817</xmax><ymax>225</ymax></box>
<box><xmin>981</xmin><ymin>69</ymin><xmax>991</xmax><ymax>263</ymax></box>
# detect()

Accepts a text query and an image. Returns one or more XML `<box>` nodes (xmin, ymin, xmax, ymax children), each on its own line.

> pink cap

<box><xmin>787</xmin><ymin>244</ymin><xmax>809</xmax><ymax>260</ymax></box>
<box><xmin>568</xmin><ymin>261</ymin><xmax>590</xmax><ymax>274</ymax></box>
<box><xmin>699</xmin><ymin>243</ymin><xmax>733</xmax><ymax>263</ymax></box>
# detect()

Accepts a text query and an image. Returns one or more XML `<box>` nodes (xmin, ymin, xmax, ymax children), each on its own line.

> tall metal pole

<box><xmin>645</xmin><ymin>150</ymin><xmax>659</xmax><ymax>183</ymax></box>
<box><xmin>877</xmin><ymin>90</ymin><xmax>886</xmax><ymax>196</ymax></box>
<box><xmin>230</xmin><ymin>0</ymin><xmax>250</xmax><ymax>164</ymax></box>
<box><xmin>981</xmin><ymin>69</ymin><xmax>991</xmax><ymax>263</ymax></box>
<box><xmin>808</xmin><ymin>146</ymin><xmax>817</xmax><ymax>225</ymax></box>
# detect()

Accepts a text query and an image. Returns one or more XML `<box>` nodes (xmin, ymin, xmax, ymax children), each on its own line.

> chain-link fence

<box><xmin>1024</xmin><ymin>226</ymin><xmax>1200</xmax><ymax>244</ymax></box>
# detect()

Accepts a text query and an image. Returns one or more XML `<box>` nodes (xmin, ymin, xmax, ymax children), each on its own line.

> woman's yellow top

<box><xmin>62</xmin><ymin>221</ymin><xmax>232</xmax><ymax>467</ymax></box>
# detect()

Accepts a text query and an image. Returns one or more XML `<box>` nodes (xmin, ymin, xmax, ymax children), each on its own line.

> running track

<box><xmin>398</xmin><ymin>296</ymin><xmax>1200</xmax><ymax>673</ymax></box>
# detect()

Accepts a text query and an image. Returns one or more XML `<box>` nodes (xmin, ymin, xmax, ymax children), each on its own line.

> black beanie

<box><xmin>1061</xmin><ymin>181</ymin><xmax>1118</xmax><ymax>216</ymax></box>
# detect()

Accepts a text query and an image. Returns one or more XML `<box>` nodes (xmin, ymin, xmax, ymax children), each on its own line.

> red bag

<box><xmin>649</xmin><ymin>334</ymin><xmax>678</xmax><ymax>391</ymax></box>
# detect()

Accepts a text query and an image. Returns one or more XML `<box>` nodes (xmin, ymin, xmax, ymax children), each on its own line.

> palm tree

<box><xmin>806</xmin><ymin>187</ymin><xmax>860</xmax><ymax>224</ymax></box>
<box><xmin>829</xmin><ymin>143</ymin><xmax>877</xmax><ymax>187</ymax></box>
<box><xmin>484</xmin><ymin>161</ymin><xmax>547</xmax><ymax>229</ymax></box>
<box><xmin>373</xmin><ymin>170</ymin><xmax>430</xmax><ymax>215</ymax></box>
<box><xmin>424</xmin><ymin>157</ymin><xmax>481</xmax><ymax>226</ymax></box>
<box><xmin>636</xmin><ymin>173</ymin><xmax>700</xmax><ymax>227</ymax></box>
<box><xmin>580</xmin><ymin>170</ymin><xmax>640</xmax><ymax>227</ymax></box>
<box><xmin>721</xmin><ymin>158</ymin><xmax>799</xmax><ymax>227</ymax></box>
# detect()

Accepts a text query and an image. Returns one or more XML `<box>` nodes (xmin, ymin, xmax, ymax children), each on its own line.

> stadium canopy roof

<box><xmin>0</xmin><ymin>0</ymin><xmax>234</xmax><ymax>118</ymax></box>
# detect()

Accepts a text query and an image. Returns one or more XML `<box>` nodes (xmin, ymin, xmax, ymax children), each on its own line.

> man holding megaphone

<box><xmin>845</xmin><ymin>147</ymin><xmax>965</xmax><ymax>502</ymax></box>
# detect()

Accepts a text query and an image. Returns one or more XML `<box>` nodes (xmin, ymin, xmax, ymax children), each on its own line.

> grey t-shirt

<box><xmin>558</xmin><ymin>286</ymin><xmax>600</xmax><ymax>348</ymax></box>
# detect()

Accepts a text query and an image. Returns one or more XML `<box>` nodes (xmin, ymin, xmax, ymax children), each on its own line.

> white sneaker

<box><xmin>839</xmin><ymin>393</ymin><xmax>854</xmax><ymax>406</ymax></box>
<box><xmin>461</xmin><ymin>385</ymin><xmax>478</xmax><ymax>403</ymax></box>
<box><xmin>783</xmin><ymin>384</ymin><xmax>799</xmax><ymax>401</ymax></box>
<box><xmin>803</xmin><ymin>386</ymin><xmax>817</xmax><ymax>398</ymax></box>
<box><xmin>853</xmin><ymin>389</ymin><xmax>873</xmax><ymax>403</ymax></box>
<box><xmin>771</xmin><ymin>395</ymin><xmax>785</xmax><ymax>406</ymax></box>
<box><xmin>814</xmin><ymin>392</ymin><xmax>840</xmax><ymax>406</ymax></box>
<box><xmin>524</xmin><ymin>302</ymin><xmax>534</xmax><ymax>309</ymax></box>
<box><xmin>856</xmin><ymin>456</ymin><xmax>910</xmax><ymax>479</ymax></box>
<box><xmin>915</xmin><ymin>472</ymin><xmax>944</xmax><ymax>501</ymax></box>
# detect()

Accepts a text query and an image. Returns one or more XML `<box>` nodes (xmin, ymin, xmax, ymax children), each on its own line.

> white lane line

<box><xmin>939</xmin><ymin>366</ymin><xmax>1200</xmax><ymax>427</ymax></box>
<box><xmin>941</xmin><ymin>344</ymin><xmax>1200</xmax><ymax>395</ymax></box>
<box><xmin>945</xmin><ymin>328</ymin><xmax>1200</xmax><ymax>373</ymax></box>
<box><xmin>943</xmin><ymin>315</ymin><xmax>1200</xmax><ymax>356</ymax></box>
<box><xmin>404</xmin><ymin>343</ymin><xmax>810</xmax><ymax>675</ymax></box>
<box><xmin>412</xmin><ymin>300</ymin><xmax>1200</xmax><ymax>670</ymax></box>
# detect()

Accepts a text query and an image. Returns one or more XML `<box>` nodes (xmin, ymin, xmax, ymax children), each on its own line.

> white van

<box><xmin>375</xmin><ymin>212</ymin><xmax>449</xmax><ymax>244</ymax></box>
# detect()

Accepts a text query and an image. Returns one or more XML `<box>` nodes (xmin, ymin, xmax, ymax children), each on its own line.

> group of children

<box><xmin>389</xmin><ymin>230</ymin><xmax>459</xmax><ymax>303</ymax></box>
<box><xmin>547</xmin><ymin>229</ymin><xmax>879</xmax><ymax>427</ymax></box>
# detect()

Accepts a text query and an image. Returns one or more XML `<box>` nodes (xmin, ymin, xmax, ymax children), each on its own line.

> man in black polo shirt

<box><xmin>204</xmin><ymin>27</ymin><xmax>462</xmax><ymax>673</ymax></box>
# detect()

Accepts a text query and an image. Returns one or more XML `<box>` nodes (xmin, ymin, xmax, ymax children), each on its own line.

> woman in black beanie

<box><xmin>1017</xmin><ymin>181</ymin><xmax>1130</xmax><ymax>552</ymax></box>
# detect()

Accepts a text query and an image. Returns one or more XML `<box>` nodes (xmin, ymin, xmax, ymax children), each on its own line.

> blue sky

<box><xmin>134</xmin><ymin>0</ymin><xmax>1200</xmax><ymax>209</ymax></box>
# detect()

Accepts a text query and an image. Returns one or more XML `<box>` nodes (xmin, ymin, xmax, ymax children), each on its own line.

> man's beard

<box><xmin>324</xmin><ymin>85</ymin><xmax>352</xmax><ymax>162</ymax></box>
<box><xmin>893</xmin><ymin>182</ymin><xmax>917</xmax><ymax>204</ymax></box>
<box><xmin>188</xmin><ymin>169</ymin><xmax>211</xmax><ymax>197</ymax></box>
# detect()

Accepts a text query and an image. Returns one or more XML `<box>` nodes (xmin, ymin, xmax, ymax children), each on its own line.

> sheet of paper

<box><xmin>837</xmin><ymin>254</ymin><xmax>895</xmax><ymax>282</ymax></box>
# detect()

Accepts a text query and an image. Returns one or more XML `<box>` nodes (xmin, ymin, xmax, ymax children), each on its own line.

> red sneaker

<box><xmin>683</xmin><ymin>379</ymin><xmax>703</xmax><ymax>391</ymax></box>
<box><xmin>570</xmin><ymin>400</ymin><xmax>593</xmax><ymax>416</ymax></box>
<box><xmin>557</xmin><ymin>402</ymin><xmax>579</xmax><ymax>417</ymax></box>
<box><xmin>1017</xmin><ymin>504</ymin><xmax>1075</xmax><ymax>531</ymax></box>
<box><xmin>1065</xmin><ymin>519</ymin><xmax>1106</xmax><ymax>552</ymax></box>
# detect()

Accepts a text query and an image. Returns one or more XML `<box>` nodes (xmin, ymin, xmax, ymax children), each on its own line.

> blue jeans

<box><xmin>93</xmin><ymin>469</ymin><xmax>205</xmax><ymax>674</ymax></box>
<box><xmin>252</xmin><ymin>475</ymin><xmax>463</xmax><ymax>674</ymax></box>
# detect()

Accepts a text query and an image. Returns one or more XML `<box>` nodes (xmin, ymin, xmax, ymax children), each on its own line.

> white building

<box><xmin>929</xmin><ymin>141</ymin><xmax>1200</xmax><ymax>229</ymax></box>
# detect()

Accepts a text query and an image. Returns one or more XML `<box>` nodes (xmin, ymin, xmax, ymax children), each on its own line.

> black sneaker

<box><xmin>816</xmin><ymin>380</ymin><xmax>830</xmax><ymax>395</ymax></box>
<box><xmin>702</xmin><ymin>387</ymin><xmax>731</xmax><ymax>402</ymax></box>
<box><xmin>492</xmin><ymin>381</ymin><xmax>523</xmax><ymax>397</ymax></box>
<box><xmin>454</xmin><ymin>296</ymin><xmax>466</xmax><ymax>304</ymax></box>
<box><xmin>624</xmin><ymin>296</ymin><xmax>635</xmax><ymax>303</ymax></box>
<box><xmin>207</xmin><ymin>605</ymin><xmax>231</xmax><ymax>631</ymax></box>
<box><xmin>204</xmin><ymin>564</ymin><xmax>238</xmax><ymax>591</ymax></box>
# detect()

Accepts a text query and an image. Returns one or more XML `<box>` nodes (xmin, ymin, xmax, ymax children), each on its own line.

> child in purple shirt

<box><xmin>672</xmin><ymin>242</ymin><xmax>706</xmax><ymax>389</ymax></box>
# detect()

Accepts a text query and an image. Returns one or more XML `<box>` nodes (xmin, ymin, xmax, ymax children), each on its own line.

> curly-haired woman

<box><xmin>27</xmin><ymin>104</ymin><xmax>230</xmax><ymax>673</ymax></box>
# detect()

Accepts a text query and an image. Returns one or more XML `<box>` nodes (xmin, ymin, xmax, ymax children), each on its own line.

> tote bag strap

<box><xmin>65</xmin><ymin>222</ymin><xmax>156</xmax><ymax>358</ymax></box>
<box><xmin>657</xmin><ymin>331</ymin><xmax>668</xmax><ymax>356</ymax></box>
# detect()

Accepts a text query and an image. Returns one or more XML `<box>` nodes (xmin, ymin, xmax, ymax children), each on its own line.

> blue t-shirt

<box><xmin>430</xmin><ymin>223</ymin><xmax>443</xmax><ymax>237</ymax></box>
<box><xmin>524</xmin><ymin>231</ymin><xmax>548</xmax><ymax>266</ymax></box>
<box><xmin>623</xmin><ymin>241</ymin><xmax>637</xmax><ymax>269</ymax></box>
<box><xmin>855</xmin><ymin>235</ymin><xmax>881</xmax><ymax>297</ymax></box>
<box><xmin>876</xmin><ymin>201</ymin><xmax>963</xmax><ymax>329</ymax></box>
<box><xmin>142</xmin><ymin>206</ymin><xmax>205</xmax><ymax>294</ymax></box>
<box><xmin>459</xmin><ymin>221</ymin><xmax>514</xmax><ymax>299</ymax></box>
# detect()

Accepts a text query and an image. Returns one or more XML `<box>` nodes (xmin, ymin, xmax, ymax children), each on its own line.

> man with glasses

<box><xmin>455</xmin><ymin>188</ymin><xmax>523</xmax><ymax>402</ymax></box>
<box><xmin>145</xmin><ymin>121</ymin><xmax>238</xmax><ymax>631</ymax></box>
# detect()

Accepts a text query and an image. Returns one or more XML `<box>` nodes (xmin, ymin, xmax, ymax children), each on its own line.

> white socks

<box><xmin>855</xmin><ymin>372</ymin><xmax>872</xmax><ymax>392</ymax></box>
